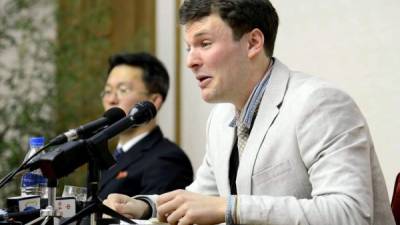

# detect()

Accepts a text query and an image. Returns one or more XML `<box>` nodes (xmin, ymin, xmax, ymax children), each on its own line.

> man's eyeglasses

<box><xmin>100</xmin><ymin>84</ymin><xmax>148</xmax><ymax>99</ymax></box>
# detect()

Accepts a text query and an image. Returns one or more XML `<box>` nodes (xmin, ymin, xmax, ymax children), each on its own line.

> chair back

<box><xmin>392</xmin><ymin>173</ymin><xmax>400</xmax><ymax>225</ymax></box>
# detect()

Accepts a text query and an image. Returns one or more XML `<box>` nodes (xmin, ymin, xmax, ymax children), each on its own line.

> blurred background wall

<box><xmin>1</xmin><ymin>0</ymin><xmax>399</xmax><ymax>201</ymax></box>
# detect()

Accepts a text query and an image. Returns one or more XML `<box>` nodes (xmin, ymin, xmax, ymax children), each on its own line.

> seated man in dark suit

<box><xmin>98</xmin><ymin>52</ymin><xmax>193</xmax><ymax>199</ymax></box>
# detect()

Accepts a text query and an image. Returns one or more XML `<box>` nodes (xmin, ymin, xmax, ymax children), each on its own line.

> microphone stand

<box><xmin>26</xmin><ymin>179</ymin><xmax>61</xmax><ymax>225</ymax></box>
<box><xmin>60</xmin><ymin>142</ymin><xmax>135</xmax><ymax>225</ymax></box>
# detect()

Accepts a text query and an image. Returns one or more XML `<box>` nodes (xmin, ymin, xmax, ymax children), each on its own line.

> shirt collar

<box><xmin>230</xmin><ymin>59</ymin><xmax>274</xmax><ymax>129</ymax></box>
<box><xmin>117</xmin><ymin>132</ymin><xmax>149</xmax><ymax>152</ymax></box>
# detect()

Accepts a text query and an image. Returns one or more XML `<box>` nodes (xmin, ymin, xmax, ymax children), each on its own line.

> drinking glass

<box><xmin>62</xmin><ymin>185</ymin><xmax>87</xmax><ymax>202</ymax></box>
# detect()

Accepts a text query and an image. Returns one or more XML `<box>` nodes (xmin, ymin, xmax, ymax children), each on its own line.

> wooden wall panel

<box><xmin>56</xmin><ymin>0</ymin><xmax>155</xmax><ymax>186</ymax></box>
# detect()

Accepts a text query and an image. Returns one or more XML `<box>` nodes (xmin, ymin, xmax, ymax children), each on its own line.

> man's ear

<box><xmin>247</xmin><ymin>28</ymin><xmax>264</xmax><ymax>59</ymax></box>
<box><xmin>148</xmin><ymin>93</ymin><xmax>163</xmax><ymax>111</ymax></box>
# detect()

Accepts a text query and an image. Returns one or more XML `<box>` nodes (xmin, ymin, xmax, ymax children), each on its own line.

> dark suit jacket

<box><xmin>98</xmin><ymin>126</ymin><xmax>193</xmax><ymax>199</ymax></box>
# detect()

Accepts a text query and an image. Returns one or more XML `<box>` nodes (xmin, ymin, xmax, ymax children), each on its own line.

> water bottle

<box><xmin>20</xmin><ymin>137</ymin><xmax>48</xmax><ymax>197</ymax></box>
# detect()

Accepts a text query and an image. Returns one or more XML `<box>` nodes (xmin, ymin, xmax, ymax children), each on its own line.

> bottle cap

<box><xmin>29</xmin><ymin>137</ymin><xmax>45</xmax><ymax>148</ymax></box>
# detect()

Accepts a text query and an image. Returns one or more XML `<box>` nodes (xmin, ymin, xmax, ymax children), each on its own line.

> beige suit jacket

<box><xmin>186</xmin><ymin>59</ymin><xmax>395</xmax><ymax>225</ymax></box>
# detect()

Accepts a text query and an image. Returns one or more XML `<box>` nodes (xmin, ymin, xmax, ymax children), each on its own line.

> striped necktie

<box><xmin>236</xmin><ymin>123</ymin><xmax>250</xmax><ymax>158</ymax></box>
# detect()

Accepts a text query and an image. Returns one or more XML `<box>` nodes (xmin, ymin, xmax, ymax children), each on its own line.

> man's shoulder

<box><xmin>149</xmin><ymin>131</ymin><xmax>181</xmax><ymax>150</ymax></box>
<box><xmin>287</xmin><ymin>71</ymin><xmax>352</xmax><ymax>104</ymax></box>
<box><xmin>151</xmin><ymin>132</ymin><xmax>189</xmax><ymax>157</ymax></box>
<box><xmin>271</xmin><ymin>59</ymin><xmax>350</xmax><ymax>104</ymax></box>
<box><xmin>273</xmin><ymin>58</ymin><xmax>344</xmax><ymax>94</ymax></box>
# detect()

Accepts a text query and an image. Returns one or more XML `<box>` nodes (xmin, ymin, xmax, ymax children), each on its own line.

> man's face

<box><xmin>184</xmin><ymin>14</ymin><xmax>250</xmax><ymax>104</ymax></box>
<box><xmin>102</xmin><ymin>65</ymin><xmax>149</xmax><ymax>115</ymax></box>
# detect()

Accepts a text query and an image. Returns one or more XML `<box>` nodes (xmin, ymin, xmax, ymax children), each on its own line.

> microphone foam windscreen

<box><xmin>103</xmin><ymin>107</ymin><xmax>126</xmax><ymax>124</ymax></box>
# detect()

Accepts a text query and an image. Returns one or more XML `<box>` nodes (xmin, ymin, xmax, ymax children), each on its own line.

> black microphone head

<box><xmin>103</xmin><ymin>107</ymin><xmax>126</xmax><ymax>124</ymax></box>
<box><xmin>128</xmin><ymin>101</ymin><xmax>157</xmax><ymax>125</ymax></box>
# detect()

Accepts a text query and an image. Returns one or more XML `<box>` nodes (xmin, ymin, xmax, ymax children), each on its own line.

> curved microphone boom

<box><xmin>48</xmin><ymin>107</ymin><xmax>126</xmax><ymax>146</ymax></box>
<box><xmin>26</xmin><ymin>101</ymin><xmax>157</xmax><ymax>179</ymax></box>
<box><xmin>89</xmin><ymin>101</ymin><xmax>157</xmax><ymax>146</ymax></box>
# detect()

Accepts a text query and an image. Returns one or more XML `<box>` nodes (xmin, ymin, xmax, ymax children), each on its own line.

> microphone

<box><xmin>89</xmin><ymin>101</ymin><xmax>157</xmax><ymax>146</ymax></box>
<box><xmin>26</xmin><ymin>101</ymin><xmax>157</xmax><ymax>179</ymax></box>
<box><xmin>48</xmin><ymin>107</ymin><xmax>126</xmax><ymax>146</ymax></box>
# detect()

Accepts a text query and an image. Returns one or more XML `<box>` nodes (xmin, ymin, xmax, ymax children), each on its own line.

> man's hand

<box><xmin>103</xmin><ymin>193</ymin><xmax>150</xmax><ymax>219</ymax></box>
<box><xmin>156</xmin><ymin>190</ymin><xmax>226</xmax><ymax>225</ymax></box>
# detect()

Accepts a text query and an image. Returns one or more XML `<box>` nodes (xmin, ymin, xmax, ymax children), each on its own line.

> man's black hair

<box><xmin>107</xmin><ymin>52</ymin><xmax>170</xmax><ymax>101</ymax></box>
<box><xmin>179</xmin><ymin>0</ymin><xmax>279</xmax><ymax>56</ymax></box>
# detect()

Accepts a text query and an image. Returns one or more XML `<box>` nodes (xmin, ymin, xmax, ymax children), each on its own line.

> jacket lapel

<box><xmin>100</xmin><ymin>127</ymin><xmax>163</xmax><ymax>187</ymax></box>
<box><xmin>236</xmin><ymin>60</ymin><xmax>290</xmax><ymax>194</ymax></box>
<box><xmin>219</xmin><ymin>111</ymin><xmax>236</xmax><ymax>195</ymax></box>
